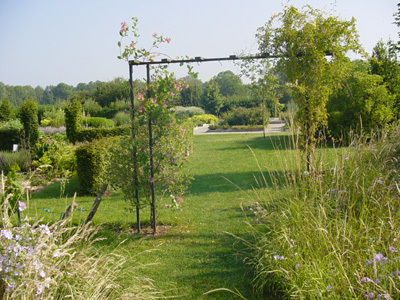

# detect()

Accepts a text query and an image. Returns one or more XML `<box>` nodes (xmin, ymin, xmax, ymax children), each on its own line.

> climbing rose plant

<box><xmin>114</xmin><ymin>18</ymin><xmax>194</xmax><ymax>220</ymax></box>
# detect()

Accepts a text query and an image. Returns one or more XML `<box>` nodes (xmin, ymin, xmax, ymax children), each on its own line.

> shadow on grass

<box><xmin>217</xmin><ymin>134</ymin><xmax>297</xmax><ymax>152</ymax></box>
<box><xmin>190</xmin><ymin>170</ymin><xmax>285</xmax><ymax>195</ymax></box>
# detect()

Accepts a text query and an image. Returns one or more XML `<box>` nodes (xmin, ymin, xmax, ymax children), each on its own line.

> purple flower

<box><xmin>18</xmin><ymin>201</ymin><xmax>26</xmax><ymax>212</ymax></box>
<box><xmin>374</xmin><ymin>253</ymin><xmax>387</xmax><ymax>265</ymax></box>
<box><xmin>1</xmin><ymin>229</ymin><xmax>13</xmax><ymax>240</ymax></box>
<box><xmin>389</xmin><ymin>246</ymin><xmax>397</xmax><ymax>252</ymax></box>
<box><xmin>326</xmin><ymin>285</ymin><xmax>332</xmax><ymax>291</ymax></box>
<box><xmin>361</xmin><ymin>277</ymin><xmax>373</xmax><ymax>283</ymax></box>
<box><xmin>375</xmin><ymin>279</ymin><xmax>380</xmax><ymax>284</ymax></box>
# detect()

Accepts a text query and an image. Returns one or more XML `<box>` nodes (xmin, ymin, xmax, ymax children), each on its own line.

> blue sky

<box><xmin>0</xmin><ymin>0</ymin><xmax>398</xmax><ymax>87</ymax></box>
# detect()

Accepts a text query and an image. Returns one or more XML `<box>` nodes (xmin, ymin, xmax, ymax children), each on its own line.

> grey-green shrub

<box><xmin>173</xmin><ymin>106</ymin><xmax>205</xmax><ymax>120</ymax></box>
<box><xmin>113</xmin><ymin>110</ymin><xmax>130</xmax><ymax>126</ymax></box>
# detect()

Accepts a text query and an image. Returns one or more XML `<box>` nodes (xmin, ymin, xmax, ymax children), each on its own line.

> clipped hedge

<box><xmin>76</xmin><ymin>127</ymin><xmax>130</xmax><ymax>143</ymax></box>
<box><xmin>75</xmin><ymin>137</ymin><xmax>117</xmax><ymax>195</ymax></box>
<box><xmin>81</xmin><ymin>117</ymin><xmax>114</xmax><ymax>128</ymax></box>
<box><xmin>0</xmin><ymin>129</ymin><xmax>21</xmax><ymax>151</ymax></box>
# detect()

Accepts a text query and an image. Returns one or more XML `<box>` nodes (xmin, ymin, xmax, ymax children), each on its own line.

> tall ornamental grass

<box><xmin>246</xmin><ymin>127</ymin><xmax>400</xmax><ymax>299</ymax></box>
<box><xmin>0</xmin><ymin>195</ymin><xmax>160</xmax><ymax>300</ymax></box>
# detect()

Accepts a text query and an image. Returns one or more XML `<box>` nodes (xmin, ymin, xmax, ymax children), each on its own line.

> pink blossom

<box><xmin>149</xmin><ymin>177</ymin><xmax>154</xmax><ymax>183</ymax></box>
<box><xmin>130</xmin><ymin>42</ymin><xmax>136</xmax><ymax>48</ymax></box>
<box><xmin>170</xmin><ymin>92</ymin><xmax>175</xmax><ymax>97</ymax></box>
<box><xmin>151</xmin><ymin>98</ymin><xmax>157</xmax><ymax>103</ymax></box>
<box><xmin>138</xmin><ymin>105</ymin><xmax>145</xmax><ymax>113</ymax></box>
<box><xmin>178</xmin><ymin>86</ymin><xmax>183</xmax><ymax>91</ymax></box>
<box><xmin>184</xmin><ymin>78</ymin><xmax>188</xmax><ymax>82</ymax></box>
<box><xmin>164</xmin><ymin>204</ymin><xmax>169</xmax><ymax>209</ymax></box>
<box><xmin>166</xmin><ymin>37</ymin><xmax>171</xmax><ymax>43</ymax></box>
<box><xmin>185</xmin><ymin>84</ymin><xmax>189</xmax><ymax>89</ymax></box>
<box><xmin>176</xmin><ymin>197</ymin><xmax>183</xmax><ymax>203</ymax></box>
<box><xmin>152</xmin><ymin>33</ymin><xmax>158</xmax><ymax>38</ymax></box>
<box><xmin>137</xmin><ymin>93</ymin><xmax>144</xmax><ymax>102</ymax></box>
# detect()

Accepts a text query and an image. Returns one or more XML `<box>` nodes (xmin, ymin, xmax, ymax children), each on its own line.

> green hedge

<box><xmin>75</xmin><ymin>137</ymin><xmax>116</xmax><ymax>195</ymax></box>
<box><xmin>76</xmin><ymin>127</ymin><xmax>130</xmax><ymax>143</ymax></box>
<box><xmin>81</xmin><ymin>117</ymin><xmax>114</xmax><ymax>128</ymax></box>
<box><xmin>0</xmin><ymin>129</ymin><xmax>21</xmax><ymax>151</ymax></box>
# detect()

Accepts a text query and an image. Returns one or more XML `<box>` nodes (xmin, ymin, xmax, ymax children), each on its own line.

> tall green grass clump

<box><xmin>247</xmin><ymin>127</ymin><xmax>400</xmax><ymax>299</ymax></box>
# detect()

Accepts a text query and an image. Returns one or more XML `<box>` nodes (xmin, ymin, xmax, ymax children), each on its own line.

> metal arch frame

<box><xmin>127</xmin><ymin>51</ymin><xmax>333</xmax><ymax>234</ymax></box>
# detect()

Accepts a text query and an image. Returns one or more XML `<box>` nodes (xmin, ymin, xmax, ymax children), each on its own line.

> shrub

<box><xmin>40</xmin><ymin>108</ymin><xmax>65</xmax><ymax>127</ymax></box>
<box><xmin>76</xmin><ymin>127</ymin><xmax>130</xmax><ymax>142</ymax></box>
<box><xmin>32</xmin><ymin>134</ymin><xmax>76</xmax><ymax>180</ymax></box>
<box><xmin>113</xmin><ymin>110</ymin><xmax>131</xmax><ymax>126</ymax></box>
<box><xmin>0</xmin><ymin>150</ymin><xmax>31</xmax><ymax>175</ymax></box>
<box><xmin>75</xmin><ymin>137</ymin><xmax>116</xmax><ymax>194</ymax></box>
<box><xmin>64</xmin><ymin>98</ymin><xmax>82</xmax><ymax>144</ymax></box>
<box><xmin>19</xmin><ymin>98</ymin><xmax>40</xmax><ymax>147</ymax></box>
<box><xmin>221</xmin><ymin>106</ymin><xmax>268</xmax><ymax>126</ymax></box>
<box><xmin>0</xmin><ymin>129</ymin><xmax>21</xmax><ymax>151</ymax></box>
<box><xmin>0</xmin><ymin>99</ymin><xmax>14</xmax><ymax>121</ymax></box>
<box><xmin>173</xmin><ymin>106</ymin><xmax>205</xmax><ymax>120</ymax></box>
<box><xmin>190</xmin><ymin>114</ymin><xmax>218</xmax><ymax>125</ymax></box>
<box><xmin>81</xmin><ymin>117</ymin><xmax>114</xmax><ymax>128</ymax></box>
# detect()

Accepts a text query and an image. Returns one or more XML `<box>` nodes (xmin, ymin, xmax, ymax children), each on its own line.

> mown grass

<box><xmin>25</xmin><ymin>132</ymin><xmax>342</xmax><ymax>299</ymax></box>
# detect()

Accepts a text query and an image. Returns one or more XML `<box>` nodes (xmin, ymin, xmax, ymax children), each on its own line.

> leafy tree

<box><xmin>256</xmin><ymin>5</ymin><xmax>362</xmax><ymax>170</ymax></box>
<box><xmin>19</xmin><ymin>98</ymin><xmax>39</xmax><ymax>147</ymax></box>
<box><xmin>201</xmin><ymin>78</ymin><xmax>223</xmax><ymax>115</ymax></box>
<box><xmin>0</xmin><ymin>99</ymin><xmax>14</xmax><ymax>121</ymax></box>
<box><xmin>370</xmin><ymin>40</ymin><xmax>400</xmax><ymax>117</ymax></box>
<box><xmin>178</xmin><ymin>76</ymin><xmax>203</xmax><ymax>107</ymax></box>
<box><xmin>214</xmin><ymin>70</ymin><xmax>244</xmax><ymax>97</ymax></box>
<box><xmin>327</xmin><ymin>72</ymin><xmax>395</xmax><ymax>140</ymax></box>
<box><xmin>93</xmin><ymin>77</ymin><xmax>130</xmax><ymax>107</ymax></box>
<box><xmin>50</xmin><ymin>83</ymin><xmax>74</xmax><ymax>100</ymax></box>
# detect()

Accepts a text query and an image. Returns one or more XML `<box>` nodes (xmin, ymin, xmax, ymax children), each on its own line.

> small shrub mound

<box><xmin>246</xmin><ymin>127</ymin><xmax>400</xmax><ymax>299</ymax></box>
<box><xmin>81</xmin><ymin>117</ymin><xmax>114</xmax><ymax>128</ymax></box>
<box><xmin>221</xmin><ymin>106</ymin><xmax>268</xmax><ymax>126</ymax></box>
<box><xmin>173</xmin><ymin>106</ymin><xmax>205</xmax><ymax>120</ymax></box>
<box><xmin>189</xmin><ymin>114</ymin><xmax>218</xmax><ymax>125</ymax></box>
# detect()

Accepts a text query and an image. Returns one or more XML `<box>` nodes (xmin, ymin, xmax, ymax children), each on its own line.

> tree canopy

<box><xmin>256</xmin><ymin>5</ymin><xmax>363</xmax><ymax>169</ymax></box>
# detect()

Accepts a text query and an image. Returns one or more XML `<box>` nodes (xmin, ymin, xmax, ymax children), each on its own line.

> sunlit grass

<box><xmin>25</xmin><ymin>132</ymin><xmax>344</xmax><ymax>299</ymax></box>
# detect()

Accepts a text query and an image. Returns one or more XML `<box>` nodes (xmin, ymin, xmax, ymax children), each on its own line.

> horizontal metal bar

<box><xmin>129</xmin><ymin>53</ymin><xmax>280</xmax><ymax>66</ymax></box>
<box><xmin>128</xmin><ymin>51</ymin><xmax>333</xmax><ymax>66</ymax></box>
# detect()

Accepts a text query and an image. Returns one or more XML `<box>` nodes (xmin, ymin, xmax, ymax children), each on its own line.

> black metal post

<box><xmin>146</xmin><ymin>64</ymin><xmax>156</xmax><ymax>233</ymax></box>
<box><xmin>129</xmin><ymin>63</ymin><xmax>141</xmax><ymax>233</ymax></box>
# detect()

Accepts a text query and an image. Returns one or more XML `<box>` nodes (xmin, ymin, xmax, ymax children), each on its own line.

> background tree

<box><xmin>327</xmin><ymin>71</ymin><xmax>395</xmax><ymax>140</ymax></box>
<box><xmin>0</xmin><ymin>99</ymin><xmax>14</xmax><ymax>121</ymax></box>
<box><xmin>201</xmin><ymin>78</ymin><xmax>223</xmax><ymax>115</ymax></box>
<box><xmin>178</xmin><ymin>76</ymin><xmax>203</xmax><ymax>107</ymax></box>
<box><xmin>19</xmin><ymin>98</ymin><xmax>39</xmax><ymax>147</ymax></box>
<box><xmin>256</xmin><ymin>5</ymin><xmax>362</xmax><ymax>170</ymax></box>
<box><xmin>370</xmin><ymin>40</ymin><xmax>400</xmax><ymax>118</ymax></box>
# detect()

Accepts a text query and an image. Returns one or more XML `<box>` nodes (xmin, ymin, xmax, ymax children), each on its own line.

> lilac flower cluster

<box><xmin>0</xmin><ymin>219</ymin><xmax>64</xmax><ymax>296</ymax></box>
<box><xmin>249</xmin><ymin>201</ymin><xmax>267</xmax><ymax>223</ymax></box>
<box><xmin>39</xmin><ymin>126</ymin><xmax>66</xmax><ymax>135</ymax></box>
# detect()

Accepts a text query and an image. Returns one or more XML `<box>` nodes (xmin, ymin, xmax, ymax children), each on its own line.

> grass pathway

<box><xmin>28</xmin><ymin>133</ymin><xmax>293</xmax><ymax>299</ymax></box>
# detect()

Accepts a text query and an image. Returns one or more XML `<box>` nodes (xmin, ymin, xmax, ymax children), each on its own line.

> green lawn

<box><xmin>26</xmin><ymin>133</ymin><xmax>339</xmax><ymax>299</ymax></box>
